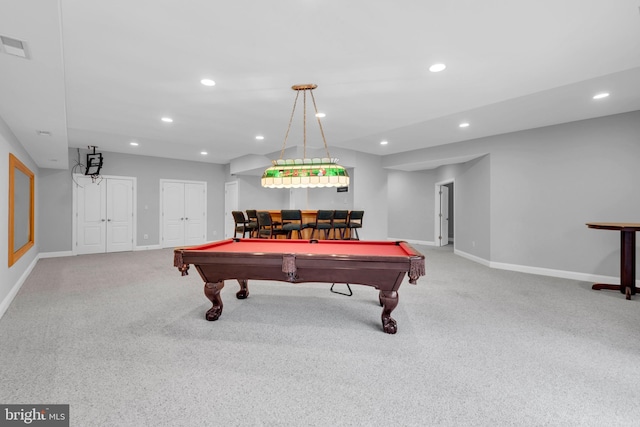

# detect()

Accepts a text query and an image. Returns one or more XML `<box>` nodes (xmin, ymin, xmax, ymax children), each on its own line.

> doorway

<box><xmin>434</xmin><ymin>180</ymin><xmax>454</xmax><ymax>247</ymax></box>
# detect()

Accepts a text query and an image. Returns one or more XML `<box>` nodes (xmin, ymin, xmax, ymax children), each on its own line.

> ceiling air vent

<box><xmin>0</xmin><ymin>35</ymin><xmax>29</xmax><ymax>59</ymax></box>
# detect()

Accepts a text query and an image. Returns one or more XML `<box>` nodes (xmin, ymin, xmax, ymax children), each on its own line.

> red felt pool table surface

<box><xmin>173</xmin><ymin>238</ymin><xmax>426</xmax><ymax>334</ymax></box>
<box><xmin>181</xmin><ymin>238</ymin><xmax>420</xmax><ymax>257</ymax></box>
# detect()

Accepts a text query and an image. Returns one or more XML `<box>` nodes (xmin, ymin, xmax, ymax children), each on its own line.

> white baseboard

<box><xmin>0</xmin><ymin>255</ymin><xmax>39</xmax><ymax>320</ymax></box>
<box><xmin>42</xmin><ymin>246</ymin><xmax>163</xmax><ymax>257</ymax></box>
<box><xmin>388</xmin><ymin>237</ymin><xmax>435</xmax><ymax>246</ymax></box>
<box><xmin>135</xmin><ymin>244</ymin><xmax>162</xmax><ymax>251</ymax></box>
<box><xmin>39</xmin><ymin>250</ymin><xmax>74</xmax><ymax>259</ymax></box>
<box><xmin>455</xmin><ymin>248</ymin><xmax>639</xmax><ymax>285</ymax></box>
<box><xmin>454</xmin><ymin>249</ymin><xmax>491</xmax><ymax>267</ymax></box>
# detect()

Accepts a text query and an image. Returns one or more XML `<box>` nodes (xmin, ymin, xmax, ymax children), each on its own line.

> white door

<box><xmin>106</xmin><ymin>178</ymin><xmax>134</xmax><ymax>252</ymax></box>
<box><xmin>76</xmin><ymin>176</ymin><xmax>134</xmax><ymax>254</ymax></box>
<box><xmin>162</xmin><ymin>181</ymin><xmax>186</xmax><ymax>248</ymax></box>
<box><xmin>224</xmin><ymin>181</ymin><xmax>238</xmax><ymax>238</ymax></box>
<box><xmin>184</xmin><ymin>183</ymin><xmax>206</xmax><ymax>246</ymax></box>
<box><xmin>161</xmin><ymin>180</ymin><xmax>207</xmax><ymax>248</ymax></box>
<box><xmin>76</xmin><ymin>176</ymin><xmax>107</xmax><ymax>255</ymax></box>
<box><xmin>439</xmin><ymin>185</ymin><xmax>450</xmax><ymax>247</ymax></box>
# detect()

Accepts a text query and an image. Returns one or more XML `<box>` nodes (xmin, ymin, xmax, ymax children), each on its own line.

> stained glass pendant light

<box><xmin>261</xmin><ymin>84</ymin><xmax>349</xmax><ymax>189</ymax></box>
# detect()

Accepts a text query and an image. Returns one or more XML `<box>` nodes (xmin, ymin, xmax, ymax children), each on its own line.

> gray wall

<box><xmin>454</xmin><ymin>156</ymin><xmax>491</xmax><ymax>260</ymax></box>
<box><xmin>384</xmin><ymin>110</ymin><xmax>640</xmax><ymax>278</ymax></box>
<box><xmin>0</xmin><ymin>116</ymin><xmax>39</xmax><ymax>315</ymax></box>
<box><xmin>385</xmin><ymin>157</ymin><xmax>491</xmax><ymax>256</ymax></box>
<box><xmin>305</xmin><ymin>184</ymin><xmax>354</xmax><ymax>211</ymax></box>
<box><xmin>351</xmin><ymin>151</ymin><xmax>388</xmax><ymax>240</ymax></box>
<box><xmin>387</xmin><ymin>169</ymin><xmax>436</xmax><ymax>242</ymax></box>
<box><xmin>236</xmin><ymin>174</ymin><xmax>288</xmax><ymax>210</ymax></box>
<box><xmin>39</xmin><ymin>167</ymin><xmax>72</xmax><ymax>252</ymax></box>
<box><xmin>489</xmin><ymin>112</ymin><xmax>640</xmax><ymax>274</ymax></box>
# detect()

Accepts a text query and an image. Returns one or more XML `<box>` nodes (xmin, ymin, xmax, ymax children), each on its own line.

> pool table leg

<box><xmin>236</xmin><ymin>279</ymin><xmax>249</xmax><ymax>299</ymax></box>
<box><xmin>379</xmin><ymin>290</ymin><xmax>399</xmax><ymax>334</ymax></box>
<box><xmin>204</xmin><ymin>281</ymin><xmax>225</xmax><ymax>321</ymax></box>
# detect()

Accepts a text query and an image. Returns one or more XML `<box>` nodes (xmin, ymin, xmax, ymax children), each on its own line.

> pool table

<box><xmin>174</xmin><ymin>238</ymin><xmax>425</xmax><ymax>334</ymax></box>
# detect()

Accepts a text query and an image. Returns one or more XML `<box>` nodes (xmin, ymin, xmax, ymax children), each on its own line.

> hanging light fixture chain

<box><xmin>279</xmin><ymin>90</ymin><xmax>301</xmax><ymax>160</ymax></box>
<box><xmin>310</xmin><ymin>90</ymin><xmax>332</xmax><ymax>159</ymax></box>
<box><xmin>303</xmin><ymin>89</ymin><xmax>307</xmax><ymax>158</ymax></box>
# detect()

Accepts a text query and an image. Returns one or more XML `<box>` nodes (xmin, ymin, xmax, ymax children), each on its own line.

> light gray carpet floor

<box><xmin>1</xmin><ymin>245</ymin><xmax>640</xmax><ymax>426</ymax></box>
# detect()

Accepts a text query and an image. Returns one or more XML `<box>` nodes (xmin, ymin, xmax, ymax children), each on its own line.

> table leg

<box><xmin>204</xmin><ymin>281</ymin><xmax>224</xmax><ymax>320</ymax></box>
<box><xmin>592</xmin><ymin>230</ymin><xmax>636</xmax><ymax>300</ymax></box>
<box><xmin>236</xmin><ymin>279</ymin><xmax>249</xmax><ymax>299</ymax></box>
<box><xmin>621</xmin><ymin>230</ymin><xmax>636</xmax><ymax>297</ymax></box>
<box><xmin>379</xmin><ymin>290</ymin><xmax>399</xmax><ymax>334</ymax></box>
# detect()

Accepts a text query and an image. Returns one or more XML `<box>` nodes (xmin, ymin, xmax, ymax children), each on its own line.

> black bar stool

<box><xmin>307</xmin><ymin>210</ymin><xmax>334</xmax><ymax>239</ymax></box>
<box><xmin>332</xmin><ymin>210</ymin><xmax>349</xmax><ymax>239</ymax></box>
<box><xmin>346</xmin><ymin>210</ymin><xmax>364</xmax><ymax>240</ymax></box>
<box><xmin>232</xmin><ymin>211</ymin><xmax>253</xmax><ymax>238</ymax></box>
<box><xmin>281</xmin><ymin>210</ymin><xmax>308</xmax><ymax>239</ymax></box>
<box><xmin>257</xmin><ymin>211</ymin><xmax>288</xmax><ymax>239</ymax></box>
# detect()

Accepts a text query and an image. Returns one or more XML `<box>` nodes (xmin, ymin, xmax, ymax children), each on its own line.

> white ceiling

<box><xmin>1</xmin><ymin>0</ymin><xmax>640</xmax><ymax>171</ymax></box>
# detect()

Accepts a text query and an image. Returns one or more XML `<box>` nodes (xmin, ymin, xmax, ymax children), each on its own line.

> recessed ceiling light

<box><xmin>161</xmin><ymin>117</ymin><xmax>173</xmax><ymax>123</ymax></box>
<box><xmin>459</xmin><ymin>122</ymin><xmax>470</xmax><ymax>128</ymax></box>
<box><xmin>429</xmin><ymin>63</ymin><xmax>446</xmax><ymax>72</ymax></box>
<box><xmin>593</xmin><ymin>92</ymin><xmax>610</xmax><ymax>100</ymax></box>
<box><xmin>380</xmin><ymin>140</ymin><xmax>388</xmax><ymax>145</ymax></box>
<box><xmin>201</xmin><ymin>151</ymin><xmax>208</xmax><ymax>155</ymax></box>
<box><xmin>201</xmin><ymin>78</ymin><xmax>216</xmax><ymax>87</ymax></box>
<box><xmin>315</xmin><ymin>112</ymin><xmax>326</xmax><ymax>118</ymax></box>
<box><xmin>255</xmin><ymin>135</ymin><xmax>264</xmax><ymax>140</ymax></box>
<box><xmin>130</xmin><ymin>141</ymin><xmax>139</xmax><ymax>146</ymax></box>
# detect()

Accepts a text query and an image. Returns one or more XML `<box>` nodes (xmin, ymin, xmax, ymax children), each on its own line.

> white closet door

<box><xmin>161</xmin><ymin>180</ymin><xmax>207</xmax><ymax>248</ymax></box>
<box><xmin>106</xmin><ymin>178</ymin><xmax>134</xmax><ymax>252</ymax></box>
<box><xmin>76</xmin><ymin>176</ymin><xmax>135</xmax><ymax>254</ymax></box>
<box><xmin>76</xmin><ymin>176</ymin><xmax>107</xmax><ymax>254</ymax></box>
<box><xmin>162</xmin><ymin>181</ymin><xmax>186</xmax><ymax>248</ymax></box>
<box><xmin>184</xmin><ymin>183</ymin><xmax>206</xmax><ymax>246</ymax></box>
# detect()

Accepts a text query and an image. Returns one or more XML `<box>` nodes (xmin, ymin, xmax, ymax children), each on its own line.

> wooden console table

<box><xmin>586</xmin><ymin>222</ymin><xmax>640</xmax><ymax>300</ymax></box>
